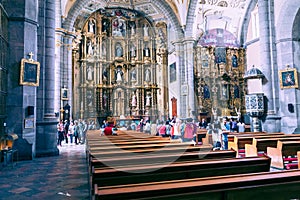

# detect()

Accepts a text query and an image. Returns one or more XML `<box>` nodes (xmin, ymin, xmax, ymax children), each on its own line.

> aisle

<box><xmin>0</xmin><ymin>142</ymin><xmax>89</xmax><ymax>200</ymax></box>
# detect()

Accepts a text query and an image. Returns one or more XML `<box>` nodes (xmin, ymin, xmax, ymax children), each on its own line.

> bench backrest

<box><xmin>277</xmin><ymin>140</ymin><xmax>300</xmax><ymax>156</ymax></box>
<box><xmin>92</xmin><ymin>156</ymin><xmax>270</xmax><ymax>187</ymax></box>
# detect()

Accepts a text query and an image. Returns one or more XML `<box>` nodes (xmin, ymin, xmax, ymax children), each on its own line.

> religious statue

<box><xmin>88</xmin><ymin>19</ymin><xmax>95</xmax><ymax>34</ymax></box>
<box><xmin>145</xmin><ymin>93</ymin><xmax>151</xmax><ymax>106</ymax></box>
<box><xmin>115</xmin><ymin>43</ymin><xmax>123</xmax><ymax>57</ymax></box>
<box><xmin>231</xmin><ymin>54</ymin><xmax>238</xmax><ymax>68</ymax></box>
<box><xmin>115</xmin><ymin>67</ymin><xmax>123</xmax><ymax>82</ymax></box>
<box><xmin>130</xmin><ymin>43</ymin><xmax>136</xmax><ymax>58</ymax></box>
<box><xmin>144</xmin><ymin>43</ymin><xmax>150</xmax><ymax>57</ymax></box>
<box><xmin>130</xmin><ymin>21</ymin><xmax>136</xmax><ymax>36</ymax></box>
<box><xmin>131</xmin><ymin>69</ymin><xmax>136</xmax><ymax>81</ymax></box>
<box><xmin>112</xmin><ymin>18</ymin><xmax>126</xmax><ymax>37</ymax></box>
<box><xmin>203</xmin><ymin>84</ymin><xmax>210</xmax><ymax>99</ymax></box>
<box><xmin>87</xmin><ymin>65</ymin><xmax>93</xmax><ymax>81</ymax></box>
<box><xmin>131</xmin><ymin>91</ymin><xmax>137</xmax><ymax>107</ymax></box>
<box><xmin>102</xmin><ymin>19</ymin><xmax>109</xmax><ymax>34</ymax></box>
<box><xmin>143</xmin><ymin>24</ymin><xmax>149</xmax><ymax>37</ymax></box>
<box><xmin>87</xmin><ymin>41</ymin><xmax>93</xmax><ymax>55</ymax></box>
<box><xmin>145</xmin><ymin>69</ymin><xmax>151</xmax><ymax>82</ymax></box>
<box><xmin>102</xmin><ymin>67</ymin><xmax>108</xmax><ymax>82</ymax></box>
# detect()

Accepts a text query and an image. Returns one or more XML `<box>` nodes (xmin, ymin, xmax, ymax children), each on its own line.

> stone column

<box><xmin>183</xmin><ymin>38</ymin><xmax>196</xmax><ymax>119</ymax></box>
<box><xmin>4</xmin><ymin>0</ymin><xmax>39</xmax><ymax>160</ymax></box>
<box><xmin>36</xmin><ymin>0</ymin><xmax>59</xmax><ymax>157</ymax></box>
<box><xmin>172</xmin><ymin>41</ymin><xmax>186</xmax><ymax>119</ymax></box>
<box><xmin>258</xmin><ymin>0</ymin><xmax>281</xmax><ymax>132</ymax></box>
<box><xmin>61</xmin><ymin>34</ymin><xmax>74</xmax><ymax>119</ymax></box>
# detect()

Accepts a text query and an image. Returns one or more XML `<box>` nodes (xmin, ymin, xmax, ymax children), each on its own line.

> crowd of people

<box><xmin>57</xmin><ymin>119</ymin><xmax>96</xmax><ymax>146</ymax></box>
<box><xmin>122</xmin><ymin>116</ymin><xmax>246</xmax><ymax>150</ymax></box>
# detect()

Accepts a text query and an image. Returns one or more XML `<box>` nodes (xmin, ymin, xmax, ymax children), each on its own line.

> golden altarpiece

<box><xmin>194</xmin><ymin>29</ymin><xmax>246</xmax><ymax>120</ymax></box>
<box><xmin>72</xmin><ymin>8</ymin><xmax>168</xmax><ymax>122</ymax></box>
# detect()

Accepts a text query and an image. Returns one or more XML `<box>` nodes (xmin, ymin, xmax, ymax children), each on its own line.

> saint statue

<box><xmin>131</xmin><ymin>92</ymin><xmax>137</xmax><ymax>107</ymax></box>
<box><xmin>143</xmin><ymin>24</ymin><xmax>149</xmax><ymax>37</ymax></box>
<box><xmin>87</xmin><ymin>41</ymin><xmax>93</xmax><ymax>55</ymax></box>
<box><xmin>87</xmin><ymin>66</ymin><xmax>93</xmax><ymax>81</ymax></box>
<box><xmin>131</xmin><ymin>69</ymin><xmax>136</xmax><ymax>81</ymax></box>
<box><xmin>116</xmin><ymin>67</ymin><xmax>123</xmax><ymax>82</ymax></box>
<box><xmin>145</xmin><ymin>93</ymin><xmax>151</xmax><ymax>106</ymax></box>
<box><xmin>115</xmin><ymin>43</ymin><xmax>123</xmax><ymax>57</ymax></box>
<box><xmin>88</xmin><ymin>20</ymin><xmax>95</xmax><ymax>33</ymax></box>
<box><xmin>145</xmin><ymin>69</ymin><xmax>151</xmax><ymax>82</ymax></box>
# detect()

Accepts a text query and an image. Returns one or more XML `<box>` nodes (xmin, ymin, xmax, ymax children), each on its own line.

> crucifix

<box><xmin>28</xmin><ymin>52</ymin><xmax>34</xmax><ymax>61</ymax></box>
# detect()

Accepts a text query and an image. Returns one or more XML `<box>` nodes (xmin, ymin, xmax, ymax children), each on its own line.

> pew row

<box><xmin>95</xmin><ymin>169</ymin><xmax>300</xmax><ymax>200</ymax></box>
<box><xmin>267</xmin><ymin>140</ymin><xmax>300</xmax><ymax>169</ymax></box>
<box><xmin>245</xmin><ymin>136</ymin><xmax>300</xmax><ymax>157</ymax></box>
<box><xmin>91</xmin><ymin>156</ymin><xmax>271</xmax><ymax>188</ymax></box>
<box><xmin>90</xmin><ymin>149</ymin><xmax>236</xmax><ymax>169</ymax></box>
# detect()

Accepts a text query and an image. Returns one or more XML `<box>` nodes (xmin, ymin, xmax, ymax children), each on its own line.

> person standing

<box><xmin>81</xmin><ymin>120</ymin><xmax>88</xmax><ymax>144</ymax></box>
<box><xmin>64</xmin><ymin>120</ymin><xmax>69</xmax><ymax>144</ymax></box>
<box><xmin>73</xmin><ymin>120</ymin><xmax>79</xmax><ymax>145</ymax></box>
<box><xmin>68</xmin><ymin>121</ymin><xmax>74</xmax><ymax>144</ymax></box>
<box><xmin>57</xmin><ymin>120</ymin><xmax>64</xmax><ymax>146</ymax></box>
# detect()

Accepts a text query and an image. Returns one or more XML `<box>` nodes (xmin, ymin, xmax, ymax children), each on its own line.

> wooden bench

<box><xmin>267</xmin><ymin>140</ymin><xmax>300</xmax><ymax>169</ymax></box>
<box><xmin>94</xmin><ymin>168</ymin><xmax>300</xmax><ymax>200</ymax></box>
<box><xmin>89</xmin><ymin>144</ymin><xmax>213</xmax><ymax>159</ymax></box>
<box><xmin>230</xmin><ymin>133</ymin><xmax>285</xmax><ymax>157</ymax></box>
<box><xmin>90</xmin><ymin>149</ymin><xmax>236</xmax><ymax>168</ymax></box>
<box><xmin>92</xmin><ymin>156</ymin><xmax>270</xmax><ymax>188</ymax></box>
<box><xmin>245</xmin><ymin>136</ymin><xmax>300</xmax><ymax>157</ymax></box>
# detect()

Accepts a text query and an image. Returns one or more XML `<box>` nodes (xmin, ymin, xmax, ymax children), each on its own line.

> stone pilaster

<box><xmin>258</xmin><ymin>0</ymin><xmax>281</xmax><ymax>132</ymax></box>
<box><xmin>4</xmin><ymin>0</ymin><xmax>38</xmax><ymax>160</ymax></box>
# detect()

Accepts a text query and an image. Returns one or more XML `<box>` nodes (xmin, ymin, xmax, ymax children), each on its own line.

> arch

<box><xmin>276</xmin><ymin>2</ymin><xmax>300</xmax><ymax>41</ymax></box>
<box><xmin>185</xmin><ymin>0</ymin><xmax>198</xmax><ymax>38</ymax></box>
<box><xmin>239</xmin><ymin>0</ymin><xmax>258</xmax><ymax>46</ymax></box>
<box><xmin>62</xmin><ymin>0</ymin><xmax>184</xmax><ymax>40</ymax></box>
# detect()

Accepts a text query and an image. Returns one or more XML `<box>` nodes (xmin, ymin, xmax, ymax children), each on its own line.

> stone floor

<box><xmin>0</xmin><ymin>142</ymin><xmax>89</xmax><ymax>200</ymax></box>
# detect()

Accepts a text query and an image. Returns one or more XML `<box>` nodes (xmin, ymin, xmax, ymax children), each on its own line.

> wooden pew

<box><xmin>94</xmin><ymin>169</ymin><xmax>300</xmax><ymax>200</ymax></box>
<box><xmin>267</xmin><ymin>140</ymin><xmax>300</xmax><ymax>169</ymax></box>
<box><xmin>230</xmin><ymin>133</ymin><xmax>285</xmax><ymax>157</ymax></box>
<box><xmin>245</xmin><ymin>136</ymin><xmax>300</xmax><ymax>157</ymax></box>
<box><xmin>89</xmin><ymin>144</ymin><xmax>213</xmax><ymax>159</ymax></box>
<box><xmin>90</xmin><ymin>149</ymin><xmax>236</xmax><ymax>168</ymax></box>
<box><xmin>227</xmin><ymin>132</ymin><xmax>268</xmax><ymax>149</ymax></box>
<box><xmin>92</xmin><ymin>156</ymin><xmax>270</xmax><ymax>188</ymax></box>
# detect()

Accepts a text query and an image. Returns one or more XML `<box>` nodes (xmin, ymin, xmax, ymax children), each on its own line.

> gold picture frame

<box><xmin>20</xmin><ymin>58</ymin><xmax>40</xmax><ymax>86</ymax></box>
<box><xmin>61</xmin><ymin>88</ymin><xmax>69</xmax><ymax>100</ymax></box>
<box><xmin>279</xmin><ymin>68</ymin><xmax>298</xmax><ymax>89</ymax></box>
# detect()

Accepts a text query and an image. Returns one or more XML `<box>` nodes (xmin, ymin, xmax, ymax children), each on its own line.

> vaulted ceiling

<box><xmin>61</xmin><ymin>0</ymin><xmax>254</xmax><ymax>41</ymax></box>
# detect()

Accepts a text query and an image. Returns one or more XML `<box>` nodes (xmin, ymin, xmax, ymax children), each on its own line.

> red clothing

<box><xmin>103</xmin><ymin>127</ymin><xmax>113</xmax><ymax>135</ymax></box>
<box><xmin>184</xmin><ymin>123</ymin><xmax>196</xmax><ymax>139</ymax></box>
<box><xmin>159</xmin><ymin>125</ymin><xmax>166</xmax><ymax>135</ymax></box>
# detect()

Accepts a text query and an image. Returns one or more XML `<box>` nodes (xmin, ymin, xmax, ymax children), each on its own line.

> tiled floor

<box><xmin>0</xmin><ymin>143</ymin><xmax>89</xmax><ymax>200</ymax></box>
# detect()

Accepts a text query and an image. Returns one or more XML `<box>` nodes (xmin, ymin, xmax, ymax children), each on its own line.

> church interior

<box><xmin>1</xmin><ymin>0</ymin><xmax>300</xmax><ymax>199</ymax></box>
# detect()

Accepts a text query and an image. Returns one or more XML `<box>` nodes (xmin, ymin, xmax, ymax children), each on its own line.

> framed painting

<box><xmin>24</xmin><ymin>118</ymin><xmax>34</xmax><ymax>129</ymax></box>
<box><xmin>279</xmin><ymin>68</ymin><xmax>298</xmax><ymax>89</ymax></box>
<box><xmin>61</xmin><ymin>88</ymin><xmax>69</xmax><ymax>100</ymax></box>
<box><xmin>20</xmin><ymin>58</ymin><xmax>40</xmax><ymax>86</ymax></box>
